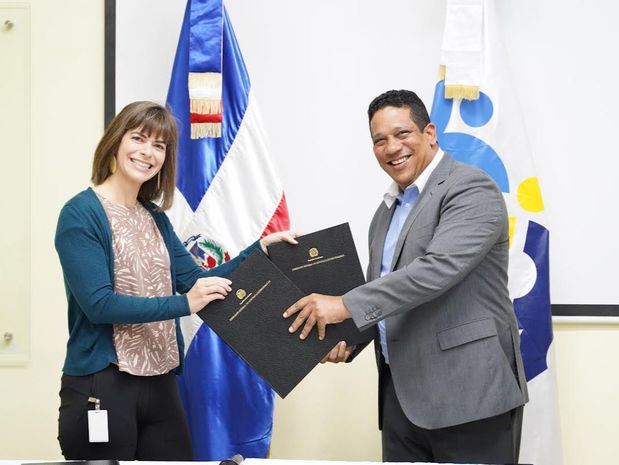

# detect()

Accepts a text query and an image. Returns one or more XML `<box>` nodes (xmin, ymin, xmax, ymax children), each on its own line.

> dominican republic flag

<box><xmin>166</xmin><ymin>0</ymin><xmax>289</xmax><ymax>460</ymax></box>
<box><xmin>430</xmin><ymin>1</ymin><xmax>562</xmax><ymax>464</ymax></box>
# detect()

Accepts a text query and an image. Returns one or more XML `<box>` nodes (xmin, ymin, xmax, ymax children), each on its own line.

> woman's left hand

<box><xmin>260</xmin><ymin>230</ymin><xmax>299</xmax><ymax>254</ymax></box>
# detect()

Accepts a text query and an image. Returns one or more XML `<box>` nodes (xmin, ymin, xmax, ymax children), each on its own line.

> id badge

<box><xmin>87</xmin><ymin>397</ymin><xmax>109</xmax><ymax>443</ymax></box>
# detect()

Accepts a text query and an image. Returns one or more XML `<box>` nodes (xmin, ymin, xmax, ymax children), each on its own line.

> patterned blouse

<box><xmin>97</xmin><ymin>193</ymin><xmax>179</xmax><ymax>376</ymax></box>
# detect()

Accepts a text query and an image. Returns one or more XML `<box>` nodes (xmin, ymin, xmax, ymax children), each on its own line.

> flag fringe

<box><xmin>191</xmin><ymin>122</ymin><xmax>222</xmax><ymax>139</ymax></box>
<box><xmin>190</xmin><ymin>98</ymin><xmax>222</xmax><ymax>115</ymax></box>
<box><xmin>439</xmin><ymin>65</ymin><xmax>480</xmax><ymax>101</ymax></box>
<box><xmin>444</xmin><ymin>85</ymin><xmax>480</xmax><ymax>100</ymax></box>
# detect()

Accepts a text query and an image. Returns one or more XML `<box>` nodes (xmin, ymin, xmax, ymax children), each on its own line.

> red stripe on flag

<box><xmin>261</xmin><ymin>194</ymin><xmax>290</xmax><ymax>237</ymax></box>
<box><xmin>190</xmin><ymin>113</ymin><xmax>223</xmax><ymax>123</ymax></box>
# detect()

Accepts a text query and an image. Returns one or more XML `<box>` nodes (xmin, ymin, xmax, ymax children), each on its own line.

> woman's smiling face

<box><xmin>114</xmin><ymin>127</ymin><xmax>167</xmax><ymax>187</ymax></box>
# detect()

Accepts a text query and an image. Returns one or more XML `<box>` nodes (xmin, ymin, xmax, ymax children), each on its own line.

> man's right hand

<box><xmin>320</xmin><ymin>341</ymin><xmax>352</xmax><ymax>364</ymax></box>
<box><xmin>187</xmin><ymin>277</ymin><xmax>232</xmax><ymax>314</ymax></box>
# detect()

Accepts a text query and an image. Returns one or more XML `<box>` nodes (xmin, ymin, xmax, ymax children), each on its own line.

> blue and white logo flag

<box><xmin>166</xmin><ymin>0</ymin><xmax>290</xmax><ymax>460</ymax></box>
<box><xmin>431</xmin><ymin>1</ymin><xmax>562</xmax><ymax>464</ymax></box>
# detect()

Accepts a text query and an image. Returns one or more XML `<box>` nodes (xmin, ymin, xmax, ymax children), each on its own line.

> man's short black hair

<box><xmin>368</xmin><ymin>89</ymin><xmax>431</xmax><ymax>131</ymax></box>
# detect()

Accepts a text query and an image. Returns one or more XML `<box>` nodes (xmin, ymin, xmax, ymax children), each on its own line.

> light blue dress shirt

<box><xmin>376</xmin><ymin>150</ymin><xmax>444</xmax><ymax>363</ymax></box>
<box><xmin>378</xmin><ymin>186</ymin><xmax>419</xmax><ymax>364</ymax></box>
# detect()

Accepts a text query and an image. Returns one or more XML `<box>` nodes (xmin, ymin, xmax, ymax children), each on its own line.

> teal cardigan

<box><xmin>55</xmin><ymin>187</ymin><xmax>259</xmax><ymax>376</ymax></box>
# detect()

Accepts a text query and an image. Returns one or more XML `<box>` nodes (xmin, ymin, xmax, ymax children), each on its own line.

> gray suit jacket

<box><xmin>343</xmin><ymin>153</ymin><xmax>528</xmax><ymax>430</ymax></box>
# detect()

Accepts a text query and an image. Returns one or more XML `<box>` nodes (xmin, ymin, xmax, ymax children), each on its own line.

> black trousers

<box><xmin>381</xmin><ymin>365</ymin><xmax>523</xmax><ymax>464</ymax></box>
<box><xmin>58</xmin><ymin>364</ymin><xmax>192</xmax><ymax>460</ymax></box>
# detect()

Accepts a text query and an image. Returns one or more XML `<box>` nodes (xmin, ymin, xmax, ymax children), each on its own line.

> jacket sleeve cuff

<box><xmin>342</xmin><ymin>290</ymin><xmax>384</xmax><ymax>331</ymax></box>
<box><xmin>244</xmin><ymin>239</ymin><xmax>262</xmax><ymax>256</ymax></box>
<box><xmin>168</xmin><ymin>294</ymin><xmax>192</xmax><ymax>319</ymax></box>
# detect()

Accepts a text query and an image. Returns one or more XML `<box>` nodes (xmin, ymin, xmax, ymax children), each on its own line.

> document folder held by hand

<box><xmin>267</xmin><ymin>223</ymin><xmax>376</xmax><ymax>345</ymax></box>
<box><xmin>196</xmin><ymin>250</ymin><xmax>355</xmax><ymax>398</ymax></box>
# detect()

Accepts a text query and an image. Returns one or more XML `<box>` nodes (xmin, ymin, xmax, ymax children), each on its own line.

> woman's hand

<box><xmin>260</xmin><ymin>230</ymin><xmax>299</xmax><ymax>254</ymax></box>
<box><xmin>186</xmin><ymin>277</ymin><xmax>233</xmax><ymax>314</ymax></box>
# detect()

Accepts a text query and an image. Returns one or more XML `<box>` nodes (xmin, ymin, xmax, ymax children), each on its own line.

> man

<box><xmin>284</xmin><ymin>90</ymin><xmax>528</xmax><ymax>463</ymax></box>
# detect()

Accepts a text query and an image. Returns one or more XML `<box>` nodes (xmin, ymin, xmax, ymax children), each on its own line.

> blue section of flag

<box><xmin>177</xmin><ymin>325</ymin><xmax>274</xmax><ymax>460</ymax></box>
<box><xmin>166</xmin><ymin>1</ymin><xmax>275</xmax><ymax>460</ymax></box>
<box><xmin>514</xmin><ymin>221</ymin><xmax>553</xmax><ymax>381</ymax></box>
<box><xmin>167</xmin><ymin>1</ymin><xmax>250</xmax><ymax>211</ymax></box>
<box><xmin>189</xmin><ymin>0</ymin><xmax>223</xmax><ymax>73</ymax></box>
<box><xmin>430</xmin><ymin>80</ymin><xmax>510</xmax><ymax>193</ymax></box>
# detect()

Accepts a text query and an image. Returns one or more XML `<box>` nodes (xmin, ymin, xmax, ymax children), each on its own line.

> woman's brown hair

<box><xmin>91</xmin><ymin>101</ymin><xmax>178</xmax><ymax>210</ymax></box>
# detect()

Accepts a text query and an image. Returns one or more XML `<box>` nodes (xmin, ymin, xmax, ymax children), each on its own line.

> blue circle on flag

<box><xmin>460</xmin><ymin>91</ymin><xmax>493</xmax><ymax>127</ymax></box>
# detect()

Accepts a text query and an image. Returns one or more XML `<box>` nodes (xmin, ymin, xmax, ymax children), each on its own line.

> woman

<box><xmin>55</xmin><ymin>101</ymin><xmax>296</xmax><ymax>460</ymax></box>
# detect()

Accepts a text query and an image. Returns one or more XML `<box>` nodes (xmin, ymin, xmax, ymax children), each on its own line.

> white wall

<box><xmin>0</xmin><ymin>1</ymin><xmax>618</xmax><ymax>464</ymax></box>
<box><xmin>0</xmin><ymin>0</ymin><xmax>104</xmax><ymax>458</ymax></box>
<box><xmin>496</xmin><ymin>0</ymin><xmax>619</xmax><ymax>305</ymax></box>
<box><xmin>553</xmin><ymin>323</ymin><xmax>619</xmax><ymax>464</ymax></box>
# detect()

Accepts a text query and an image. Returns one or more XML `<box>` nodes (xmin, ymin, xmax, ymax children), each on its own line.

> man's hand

<box><xmin>320</xmin><ymin>341</ymin><xmax>353</xmax><ymax>364</ymax></box>
<box><xmin>283</xmin><ymin>294</ymin><xmax>351</xmax><ymax>340</ymax></box>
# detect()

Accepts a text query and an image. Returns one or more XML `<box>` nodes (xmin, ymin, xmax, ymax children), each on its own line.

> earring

<box><xmin>109</xmin><ymin>157</ymin><xmax>117</xmax><ymax>174</ymax></box>
<box><xmin>157</xmin><ymin>171</ymin><xmax>161</xmax><ymax>190</ymax></box>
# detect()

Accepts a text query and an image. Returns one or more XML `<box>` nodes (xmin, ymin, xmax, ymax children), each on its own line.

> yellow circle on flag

<box><xmin>517</xmin><ymin>177</ymin><xmax>544</xmax><ymax>213</ymax></box>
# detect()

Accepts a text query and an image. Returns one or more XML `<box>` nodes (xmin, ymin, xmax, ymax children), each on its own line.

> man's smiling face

<box><xmin>370</xmin><ymin>106</ymin><xmax>437</xmax><ymax>190</ymax></box>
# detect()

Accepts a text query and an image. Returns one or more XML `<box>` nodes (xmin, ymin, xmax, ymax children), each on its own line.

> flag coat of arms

<box><xmin>430</xmin><ymin>1</ymin><xmax>562</xmax><ymax>464</ymax></box>
<box><xmin>166</xmin><ymin>0</ymin><xmax>289</xmax><ymax>460</ymax></box>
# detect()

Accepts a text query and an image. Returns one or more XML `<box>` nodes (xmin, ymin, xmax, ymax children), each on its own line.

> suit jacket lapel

<box><xmin>369</xmin><ymin>203</ymin><xmax>394</xmax><ymax>281</ymax></box>
<box><xmin>390</xmin><ymin>153</ymin><xmax>455</xmax><ymax>271</ymax></box>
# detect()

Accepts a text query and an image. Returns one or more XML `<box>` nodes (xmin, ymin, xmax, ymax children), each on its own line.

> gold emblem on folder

<box><xmin>236</xmin><ymin>289</ymin><xmax>247</xmax><ymax>300</ymax></box>
<box><xmin>309</xmin><ymin>247</ymin><xmax>319</xmax><ymax>258</ymax></box>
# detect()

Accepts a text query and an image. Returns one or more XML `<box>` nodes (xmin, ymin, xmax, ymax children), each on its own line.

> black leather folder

<box><xmin>197</xmin><ymin>250</ymin><xmax>359</xmax><ymax>398</ymax></box>
<box><xmin>267</xmin><ymin>223</ymin><xmax>376</xmax><ymax>345</ymax></box>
